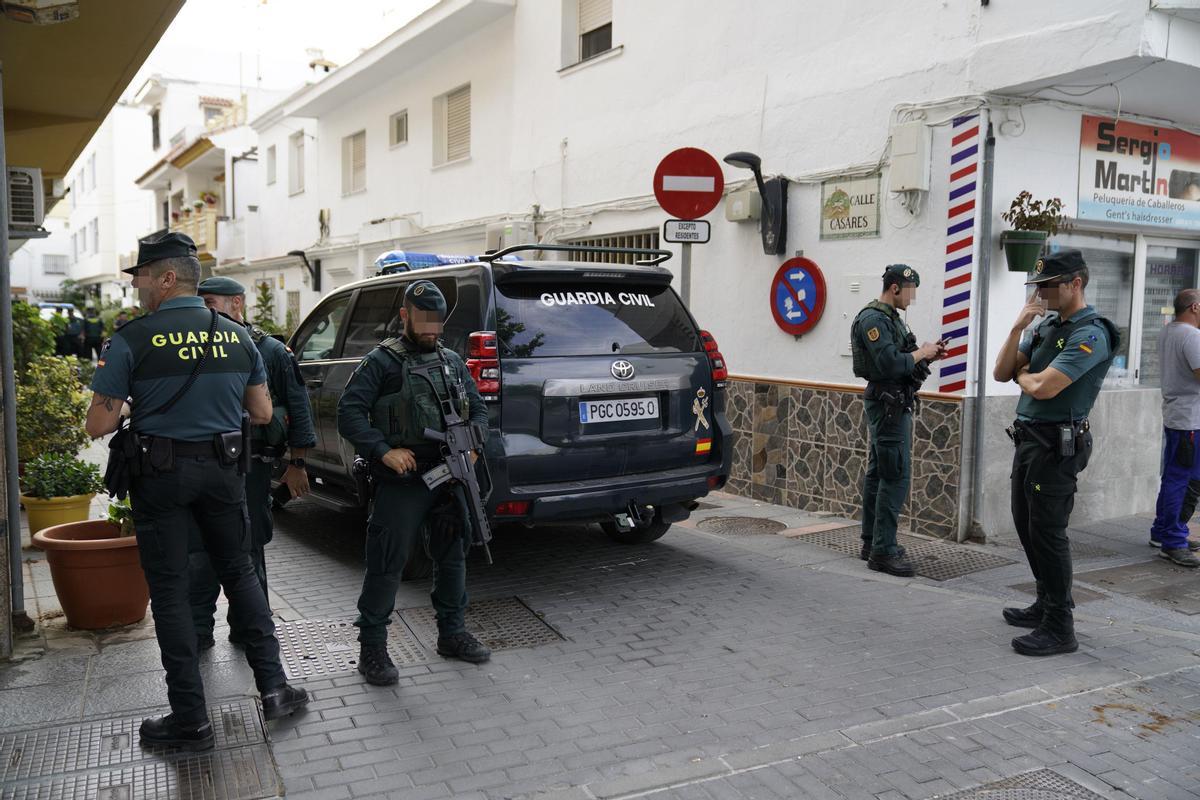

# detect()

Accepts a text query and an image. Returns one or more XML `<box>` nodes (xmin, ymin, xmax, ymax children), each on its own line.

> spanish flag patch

<box><xmin>1079</xmin><ymin>343</ymin><xmax>1093</xmax><ymax>354</ymax></box>
<box><xmin>695</xmin><ymin>438</ymin><xmax>712</xmax><ymax>455</ymax></box>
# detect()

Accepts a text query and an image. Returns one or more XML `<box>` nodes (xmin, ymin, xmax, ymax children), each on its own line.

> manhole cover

<box><xmin>0</xmin><ymin>701</ymin><xmax>264</xmax><ymax>783</ymax></box>
<box><xmin>697</xmin><ymin>516</ymin><xmax>787</xmax><ymax>535</ymax></box>
<box><xmin>1077</xmin><ymin>560</ymin><xmax>1200</xmax><ymax>614</ymax></box>
<box><xmin>931</xmin><ymin>768</ymin><xmax>1108</xmax><ymax>799</ymax></box>
<box><xmin>793</xmin><ymin>525</ymin><xmax>1014</xmax><ymax>581</ymax></box>
<box><xmin>276</xmin><ymin>618</ymin><xmax>428</xmax><ymax>679</ymax></box>
<box><xmin>401</xmin><ymin>597</ymin><xmax>562</xmax><ymax>652</ymax></box>
<box><xmin>4</xmin><ymin>745</ymin><xmax>279</xmax><ymax>800</ymax></box>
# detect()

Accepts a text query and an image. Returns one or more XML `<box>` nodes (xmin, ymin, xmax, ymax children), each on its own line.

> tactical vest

<box><xmin>370</xmin><ymin>338</ymin><xmax>469</xmax><ymax>449</ymax></box>
<box><xmin>246</xmin><ymin>323</ymin><xmax>288</xmax><ymax>448</ymax></box>
<box><xmin>850</xmin><ymin>301</ymin><xmax>914</xmax><ymax>381</ymax></box>
<box><xmin>1018</xmin><ymin>309</ymin><xmax>1120</xmax><ymax>422</ymax></box>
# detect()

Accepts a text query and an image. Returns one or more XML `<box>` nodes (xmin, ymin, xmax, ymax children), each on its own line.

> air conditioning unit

<box><xmin>485</xmin><ymin>220</ymin><xmax>535</xmax><ymax>252</ymax></box>
<box><xmin>7</xmin><ymin>167</ymin><xmax>45</xmax><ymax>230</ymax></box>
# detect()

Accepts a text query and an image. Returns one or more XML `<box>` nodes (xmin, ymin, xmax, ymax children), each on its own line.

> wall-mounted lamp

<box><xmin>288</xmin><ymin>249</ymin><xmax>321</xmax><ymax>292</ymax></box>
<box><xmin>723</xmin><ymin>151</ymin><xmax>788</xmax><ymax>255</ymax></box>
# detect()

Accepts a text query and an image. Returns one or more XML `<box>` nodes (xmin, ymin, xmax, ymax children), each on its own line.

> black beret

<box><xmin>882</xmin><ymin>264</ymin><xmax>920</xmax><ymax>288</ymax></box>
<box><xmin>1026</xmin><ymin>249</ymin><xmax>1086</xmax><ymax>284</ymax></box>
<box><xmin>197</xmin><ymin>276</ymin><xmax>247</xmax><ymax>296</ymax></box>
<box><xmin>404</xmin><ymin>280</ymin><xmax>447</xmax><ymax>315</ymax></box>
<box><xmin>125</xmin><ymin>231</ymin><xmax>197</xmax><ymax>274</ymax></box>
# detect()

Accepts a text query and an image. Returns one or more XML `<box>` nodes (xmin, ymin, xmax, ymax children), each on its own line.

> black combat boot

<box><xmin>437</xmin><ymin>631</ymin><xmax>491</xmax><ymax>664</ymax></box>
<box><xmin>358</xmin><ymin>644</ymin><xmax>399</xmax><ymax>685</ymax></box>
<box><xmin>867</xmin><ymin>551</ymin><xmax>916</xmax><ymax>577</ymax></box>
<box><xmin>139</xmin><ymin>715</ymin><xmax>214</xmax><ymax>751</ymax></box>
<box><xmin>1002</xmin><ymin>601</ymin><xmax>1043</xmax><ymax>629</ymax></box>
<box><xmin>261</xmin><ymin>684</ymin><xmax>309</xmax><ymax>720</ymax></box>
<box><xmin>1011</xmin><ymin>626</ymin><xmax>1078</xmax><ymax>656</ymax></box>
<box><xmin>860</xmin><ymin>543</ymin><xmax>905</xmax><ymax>561</ymax></box>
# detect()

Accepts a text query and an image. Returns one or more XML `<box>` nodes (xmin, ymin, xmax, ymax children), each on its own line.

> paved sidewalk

<box><xmin>1</xmin><ymin>489</ymin><xmax>1198</xmax><ymax>799</ymax></box>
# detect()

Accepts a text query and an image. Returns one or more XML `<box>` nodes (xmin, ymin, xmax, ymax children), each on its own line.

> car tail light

<box><xmin>467</xmin><ymin>331</ymin><xmax>500</xmax><ymax>397</ymax></box>
<box><xmin>495</xmin><ymin>500</ymin><xmax>530</xmax><ymax>516</ymax></box>
<box><xmin>707</xmin><ymin>475</ymin><xmax>727</xmax><ymax>490</ymax></box>
<box><xmin>699</xmin><ymin>330</ymin><xmax>727</xmax><ymax>383</ymax></box>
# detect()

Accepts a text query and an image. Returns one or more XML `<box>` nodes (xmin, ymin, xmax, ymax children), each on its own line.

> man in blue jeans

<box><xmin>1149</xmin><ymin>288</ymin><xmax>1200</xmax><ymax>566</ymax></box>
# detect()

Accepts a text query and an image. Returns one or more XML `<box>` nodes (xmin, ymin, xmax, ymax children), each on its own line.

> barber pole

<box><xmin>938</xmin><ymin>113</ymin><xmax>983</xmax><ymax>394</ymax></box>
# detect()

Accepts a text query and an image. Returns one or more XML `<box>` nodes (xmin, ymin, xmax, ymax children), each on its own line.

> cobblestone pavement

<box><xmin>3</xmin><ymin>489</ymin><xmax>1199</xmax><ymax>799</ymax></box>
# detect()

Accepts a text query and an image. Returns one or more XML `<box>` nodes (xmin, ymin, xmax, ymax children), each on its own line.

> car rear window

<box><xmin>495</xmin><ymin>282</ymin><xmax>700</xmax><ymax>358</ymax></box>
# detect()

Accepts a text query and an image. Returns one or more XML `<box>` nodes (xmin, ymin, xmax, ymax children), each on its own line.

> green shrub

<box><xmin>106</xmin><ymin>496</ymin><xmax>135</xmax><ymax>537</ymax></box>
<box><xmin>16</xmin><ymin>355</ymin><xmax>90</xmax><ymax>464</ymax></box>
<box><xmin>11</xmin><ymin>301</ymin><xmax>55</xmax><ymax>377</ymax></box>
<box><xmin>21</xmin><ymin>453</ymin><xmax>103</xmax><ymax>499</ymax></box>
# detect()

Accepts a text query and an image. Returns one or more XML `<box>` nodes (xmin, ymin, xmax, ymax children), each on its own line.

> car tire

<box><xmin>600</xmin><ymin>519</ymin><xmax>670</xmax><ymax>545</ymax></box>
<box><xmin>401</xmin><ymin>535</ymin><xmax>433</xmax><ymax>581</ymax></box>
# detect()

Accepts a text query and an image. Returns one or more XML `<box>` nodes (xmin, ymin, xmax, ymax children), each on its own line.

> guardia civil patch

<box><xmin>867</xmin><ymin>327</ymin><xmax>880</xmax><ymax>342</ymax></box>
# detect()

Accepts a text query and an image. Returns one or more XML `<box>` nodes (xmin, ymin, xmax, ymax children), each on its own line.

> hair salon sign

<box><xmin>820</xmin><ymin>174</ymin><xmax>880</xmax><ymax>240</ymax></box>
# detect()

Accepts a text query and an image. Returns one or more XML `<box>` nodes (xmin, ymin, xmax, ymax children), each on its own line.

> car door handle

<box><xmin>305</xmin><ymin>378</ymin><xmax>324</xmax><ymax>388</ymax></box>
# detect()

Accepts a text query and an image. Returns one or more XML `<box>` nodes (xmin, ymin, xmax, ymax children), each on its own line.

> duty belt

<box><xmin>164</xmin><ymin>438</ymin><xmax>225</xmax><ymax>457</ymax></box>
<box><xmin>1005</xmin><ymin>418</ymin><xmax>1090</xmax><ymax>448</ymax></box>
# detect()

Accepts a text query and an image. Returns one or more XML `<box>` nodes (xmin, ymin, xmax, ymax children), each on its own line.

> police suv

<box><xmin>279</xmin><ymin>244</ymin><xmax>731</xmax><ymax>547</ymax></box>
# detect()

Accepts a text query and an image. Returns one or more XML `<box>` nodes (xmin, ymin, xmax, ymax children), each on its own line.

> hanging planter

<box><xmin>1000</xmin><ymin>192</ymin><xmax>1068</xmax><ymax>273</ymax></box>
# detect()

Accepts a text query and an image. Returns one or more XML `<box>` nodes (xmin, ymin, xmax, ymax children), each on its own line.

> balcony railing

<box><xmin>171</xmin><ymin>207</ymin><xmax>218</xmax><ymax>252</ymax></box>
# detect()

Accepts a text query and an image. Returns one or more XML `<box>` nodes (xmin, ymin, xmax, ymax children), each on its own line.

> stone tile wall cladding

<box><xmin>725</xmin><ymin>378</ymin><xmax>964</xmax><ymax>540</ymax></box>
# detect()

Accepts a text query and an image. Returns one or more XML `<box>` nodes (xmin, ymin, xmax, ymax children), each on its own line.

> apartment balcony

<box><xmin>171</xmin><ymin>207</ymin><xmax>218</xmax><ymax>254</ymax></box>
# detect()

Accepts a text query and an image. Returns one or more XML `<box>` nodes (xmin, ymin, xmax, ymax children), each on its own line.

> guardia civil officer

<box><xmin>850</xmin><ymin>265</ymin><xmax>945</xmax><ymax>577</ymax></box>
<box><xmin>83</xmin><ymin>307</ymin><xmax>105</xmax><ymax>362</ymax></box>
<box><xmin>992</xmin><ymin>249</ymin><xmax>1118</xmax><ymax>656</ymax></box>
<box><xmin>189</xmin><ymin>276</ymin><xmax>318</xmax><ymax>649</ymax></box>
<box><xmin>85</xmin><ymin>232</ymin><xmax>308</xmax><ymax>750</ymax></box>
<box><xmin>337</xmin><ymin>280</ymin><xmax>492</xmax><ymax>685</ymax></box>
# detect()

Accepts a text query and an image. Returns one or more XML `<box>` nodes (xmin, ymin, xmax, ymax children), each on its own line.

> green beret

<box><xmin>125</xmin><ymin>231</ymin><xmax>197</xmax><ymax>274</ymax></box>
<box><xmin>197</xmin><ymin>276</ymin><xmax>247</xmax><ymax>296</ymax></box>
<box><xmin>882</xmin><ymin>263</ymin><xmax>920</xmax><ymax>288</ymax></box>
<box><xmin>404</xmin><ymin>280</ymin><xmax>447</xmax><ymax>316</ymax></box>
<box><xmin>1026</xmin><ymin>249</ymin><xmax>1086</xmax><ymax>284</ymax></box>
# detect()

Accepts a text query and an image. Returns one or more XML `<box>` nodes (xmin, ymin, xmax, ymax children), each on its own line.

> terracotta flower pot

<box><xmin>32</xmin><ymin>520</ymin><xmax>149</xmax><ymax>630</ymax></box>
<box><xmin>21</xmin><ymin>492</ymin><xmax>95</xmax><ymax>538</ymax></box>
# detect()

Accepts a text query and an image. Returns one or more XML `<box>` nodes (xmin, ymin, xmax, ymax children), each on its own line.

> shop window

<box><xmin>1139</xmin><ymin>244</ymin><xmax>1200</xmax><ymax>388</ymax></box>
<box><xmin>1047</xmin><ymin>231</ymin><xmax>1134</xmax><ymax>375</ymax></box>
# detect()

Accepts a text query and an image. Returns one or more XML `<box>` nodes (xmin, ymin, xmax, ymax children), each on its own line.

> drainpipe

<box><xmin>0</xmin><ymin>64</ymin><xmax>27</xmax><ymax>640</ymax></box>
<box><xmin>966</xmin><ymin>120</ymin><xmax>996</xmax><ymax>540</ymax></box>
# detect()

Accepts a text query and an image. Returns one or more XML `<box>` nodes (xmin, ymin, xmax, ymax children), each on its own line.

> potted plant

<box><xmin>193</xmin><ymin>199</ymin><xmax>205</xmax><ymax>212</ymax></box>
<box><xmin>171</xmin><ymin>210</ymin><xmax>180</xmax><ymax>222</ymax></box>
<box><xmin>1000</xmin><ymin>192</ymin><xmax>1069</xmax><ymax>272</ymax></box>
<box><xmin>32</xmin><ymin>496</ymin><xmax>149</xmax><ymax>629</ymax></box>
<box><xmin>15</xmin><ymin>355</ymin><xmax>89</xmax><ymax>470</ymax></box>
<box><xmin>20</xmin><ymin>452</ymin><xmax>103</xmax><ymax>536</ymax></box>
<box><xmin>200</xmin><ymin>191</ymin><xmax>218</xmax><ymax>206</ymax></box>
<box><xmin>182</xmin><ymin>206</ymin><xmax>192</xmax><ymax>218</ymax></box>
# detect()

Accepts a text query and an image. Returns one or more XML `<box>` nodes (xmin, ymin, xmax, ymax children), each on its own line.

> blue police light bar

<box><xmin>373</xmin><ymin>250</ymin><xmax>520</xmax><ymax>276</ymax></box>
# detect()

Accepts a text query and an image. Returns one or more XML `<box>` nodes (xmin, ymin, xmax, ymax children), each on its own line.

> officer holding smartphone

<box><xmin>992</xmin><ymin>250</ymin><xmax>1118</xmax><ymax>657</ymax></box>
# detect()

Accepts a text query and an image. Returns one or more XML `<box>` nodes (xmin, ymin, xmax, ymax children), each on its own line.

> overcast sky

<box><xmin>127</xmin><ymin>0</ymin><xmax>439</xmax><ymax>97</ymax></box>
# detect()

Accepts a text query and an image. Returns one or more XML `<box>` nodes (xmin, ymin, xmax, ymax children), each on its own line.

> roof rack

<box><xmin>479</xmin><ymin>243</ymin><xmax>672</xmax><ymax>266</ymax></box>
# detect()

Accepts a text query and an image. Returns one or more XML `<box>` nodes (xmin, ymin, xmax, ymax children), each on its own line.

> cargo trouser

<box><xmin>861</xmin><ymin>398</ymin><xmax>912</xmax><ymax>557</ymax></box>
<box><xmin>189</xmin><ymin>458</ymin><xmax>273</xmax><ymax>639</ymax></box>
<box><xmin>1150</xmin><ymin>428</ymin><xmax>1200</xmax><ymax>550</ymax></box>
<box><xmin>130</xmin><ymin>455</ymin><xmax>286</xmax><ymax>725</ymax></box>
<box><xmin>1010</xmin><ymin>427</ymin><xmax>1092</xmax><ymax>635</ymax></box>
<box><xmin>355</xmin><ymin>478</ymin><xmax>468</xmax><ymax>646</ymax></box>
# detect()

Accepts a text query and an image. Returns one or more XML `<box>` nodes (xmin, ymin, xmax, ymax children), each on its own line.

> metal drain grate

<box><xmin>4</xmin><ymin>744</ymin><xmax>279</xmax><ymax>800</ymax></box>
<box><xmin>931</xmin><ymin>768</ymin><xmax>1108</xmax><ymax>799</ymax></box>
<box><xmin>401</xmin><ymin>597</ymin><xmax>563</xmax><ymax>652</ymax></box>
<box><xmin>794</xmin><ymin>525</ymin><xmax>1015</xmax><ymax>581</ymax></box>
<box><xmin>275</xmin><ymin>618</ymin><xmax>429</xmax><ymax>679</ymax></box>
<box><xmin>1069</xmin><ymin>540</ymin><xmax>1117</xmax><ymax>559</ymax></box>
<box><xmin>0</xmin><ymin>701</ymin><xmax>264</xmax><ymax>783</ymax></box>
<box><xmin>697</xmin><ymin>516</ymin><xmax>787</xmax><ymax>535</ymax></box>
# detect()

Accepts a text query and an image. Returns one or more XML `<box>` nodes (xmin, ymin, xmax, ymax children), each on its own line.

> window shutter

<box><xmin>267</xmin><ymin>145</ymin><xmax>277</xmax><ymax>185</ymax></box>
<box><xmin>445</xmin><ymin>86</ymin><xmax>470</xmax><ymax>162</ymax></box>
<box><xmin>578</xmin><ymin>0</ymin><xmax>611</xmax><ymax>34</ymax></box>
<box><xmin>289</xmin><ymin>133</ymin><xmax>305</xmax><ymax>194</ymax></box>
<box><xmin>352</xmin><ymin>131</ymin><xmax>366</xmax><ymax>192</ymax></box>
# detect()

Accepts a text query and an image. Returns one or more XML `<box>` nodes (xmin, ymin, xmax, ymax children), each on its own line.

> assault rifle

<box><xmin>408</xmin><ymin>358</ymin><xmax>494</xmax><ymax>565</ymax></box>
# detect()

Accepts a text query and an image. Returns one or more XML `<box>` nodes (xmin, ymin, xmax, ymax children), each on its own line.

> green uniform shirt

<box><xmin>91</xmin><ymin>296</ymin><xmax>267</xmax><ymax>440</ymax></box>
<box><xmin>83</xmin><ymin>315</ymin><xmax>104</xmax><ymax>338</ymax></box>
<box><xmin>1016</xmin><ymin>304</ymin><xmax>1116</xmax><ymax>422</ymax></box>
<box><xmin>250</xmin><ymin>326</ymin><xmax>317</xmax><ymax>449</ymax></box>
<box><xmin>337</xmin><ymin>336</ymin><xmax>488</xmax><ymax>461</ymax></box>
<box><xmin>851</xmin><ymin>301</ymin><xmax>917</xmax><ymax>383</ymax></box>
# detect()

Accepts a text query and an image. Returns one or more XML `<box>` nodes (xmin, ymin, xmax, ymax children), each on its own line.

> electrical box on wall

<box><xmin>486</xmin><ymin>220</ymin><xmax>536</xmax><ymax>252</ymax></box>
<box><xmin>724</xmin><ymin>188</ymin><xmax>761</xmax><ymax>222</ymax></box>
<box><xmin>888</xmin><ymin>121</ymin><xmax>931</xmax><ymax>193</ymax></box>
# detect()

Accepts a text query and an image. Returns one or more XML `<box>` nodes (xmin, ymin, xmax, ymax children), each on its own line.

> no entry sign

<box><xmin>653</xmin><ymin>148</ymin><xmax>725</xmax><ymax>220</ymax></box>
<box><xmin>770</xmin><ymin>257</ymin><xmax>826</xmax><ymax>336</ymax></box>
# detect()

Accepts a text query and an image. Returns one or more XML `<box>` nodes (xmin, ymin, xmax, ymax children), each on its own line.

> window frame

<box><xmin>266</xmin><ymin>145</ymin><xmax>277</xmax><ymax>186</ymax></box>
<box><xmin>342</xmin><ymin>130</ymin><xmax>367</xmax><ymax>195</ymax></box>
<box><xmin>293</xmin><ymin>293</ymin><xmax>353</xmax><ymax>363</ymax></box>
<box><xmin>150</xmin><ymin>107</ymin><xmax>161</xmax><ymax>150</ymax></box>
<box><xmin>43</xmin><ymin>254</ymin><xmax>68</xmax><ymax>275</ymax></box>
<box><xmin>389</xmin><ymin>109</ymin><xmax>409</xmax><ymax>149</ymax></box>
<box><xmin>432</xmin><ymin>85</ymin><xmax>470</xmax><ymax>167</ymax></box>
<box><xmin>288</xmin><ymin>130</ymin><xmax>306</xmax><ymax>195</ymax></box>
